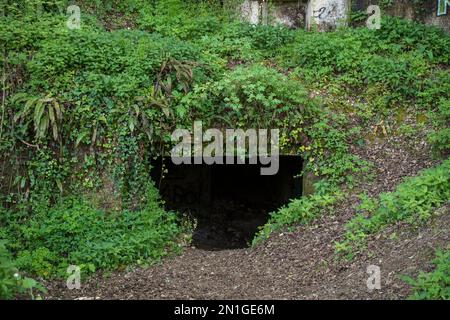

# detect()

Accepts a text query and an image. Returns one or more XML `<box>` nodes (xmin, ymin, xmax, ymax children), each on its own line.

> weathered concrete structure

<box><xmin>239</xmin><ymin>0</ymin><xmax>450</xmax><ymax>32</ymax></box>
<box><xmin>240</xmin><ymin>0</ymin><xmax>353</xmax><ymax>30</ymax></box>
<box><xmin>241</xmin><ymin>0</ymin><xmax>308</xmax><ymax>28</ymax></box>
<box><xmin>240</xmin><ymin>0</ymin><xmax>351</xmax><ymax>31</ymax></box>
<box><xmin>353</xmin><ymin>0</ymin><xmax>450</xmax><ymax>33</ymax></box>
<box><xmin>306</xmin><ymin>0</ymin><xmax>350</xmax><ymax>31</ymax></box>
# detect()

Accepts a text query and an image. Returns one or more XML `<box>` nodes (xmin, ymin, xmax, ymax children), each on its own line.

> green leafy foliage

<box><xmin>0</xmin><ymin>240</ymin><xmax>46</xmax><ymax>299</ymax></box>
<box><xmin>4</xmin><ymin>184</ymin><xmax>182</xmax><ymax>278</ymax></box>
<box><xmin>428</xmin><ymin>99</ymin><xmax>450</xmax><ymax>156</ymax></box>
<box><xmin>183</xmin><ymin>64</ymin><xmax>315</xmax><ymax>129</ymax></box>
<box><xmin>253</xmin><ymin>182</ymin><xmax>343</xmax><ymax>244</ymax></box>
<box><xmin>401</xmin><ymin>248</ymin><xmax>450</xmax><ymax>300</ymax></box>
<box><xmin>1</xmin><ymin>0</ymin><xmax>449</xmax><ymax>287</ymax></box>
<box><xmin>335</xmin><ymin>159</ymin><xmax>450</xmax><ymax>259</ymax></box>
<box><xmin>279</xmin><ymin>16</ymin><xmax>449</xmax><ymax>104</ymax></box>
<box><xmin>12</xmin><ymin>94</ymin><xmax>64</xmax><ymax>141</ymax></box>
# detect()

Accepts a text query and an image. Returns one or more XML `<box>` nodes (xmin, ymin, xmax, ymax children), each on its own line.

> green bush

<box><xmin>335</xmin><ymin>159</ymin><xmax>450</xmax><ymax>258</ymax></box>
<box><xmin>25</xmin><ymin>29</ymin><xmax>204</xmax><ymax>93</ymax></box>
<box><xmin>6</xmin><ymin>184</ymin><xmax>182</xmax><ymax>278</ymax></box>
<box><xmin>428</xmin><ymin>99</ymin><xmax>450</xmax><ymax>155</ymax></box>
<box><xmin>253</xmin><ymin>182</ymin><xmax>343</xmax><ymax>245</ymax></box>
<box><xmin>137</xmin><ymin>0</ymin><xmax>225</xmax><ymax>40</ymax></box>
<box><xmin>0</xmin><ymin>241</ymin><xmax>46</xmax><ymax>299</ymax></box>
<box><xmin>280</xmin><ymin>28</ymin><xmax>370</xmax><ymax>86</ymax></box>
<box><xmin>401</xmin><ymin>248</ymin><xmax>450</xmax><ymax>300</ymax></box>
<box><xmin>361</xmin><ymin>52</ymin><xmax>429</xmax><ymax>100</ymax></box>
<box><xmin>278</xmin><ymin>17</ymin><xmax>449</xmax><ymax>104</ymax></box>
<box><xmin>183</xmin><ymin>64</ymin><xmax>316</xmax><ymax>129</ymax></box>
<box><xmin>197</xmin><ymin>22</ymin><xmax>295</xmax><ymax>62</ymax></box>
<box><xmin>417</xmin><ymin>70</ymin><xmax>450</xmax><ymax>109</ymax></box>
<box><xmin>374</xmin><ymin>16</ymin><xmax>450</xmax><ymax>65</ymax></box>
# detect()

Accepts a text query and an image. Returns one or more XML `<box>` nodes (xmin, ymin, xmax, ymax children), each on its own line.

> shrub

<box><xmin>278</xmin><ymin>17</ymin><xmax>449</xmax><ymax>105</ymax></box>
<box><xmin>374</xmin><ymin>16</ymin><xmax>450</xmax><ymax>65</ymax></box>
<box><xmin>7</xmin><ymin>184</ymin><xmax>182</xmax><ymax>278</ymax></box>
<box><xmin>361</xmin><ymin>52</ymin><xmax>430</xmax><ymax>101</ymax></box>
<box><xmin>428</xmin><ymin>99</ymin><xmax>450</xmax><ymax>156</ymax></box>
<box><xmin>183</xmin><ymin>64</ymin><xmax>316</xmax><ymax>130</ymax></box>
<box><xmin>401</xmin><ymin>248</ymin><xmax>450</xmax><ymax>300</ymax></box>
<box><xmin>335</xmin><ymin>159</ymin><xmax>450</xmax><ymax>258</ymax></box>
<box><xmin>280</xmin><ymin>28</ymin><xmax>370</xmax><ymax>86</ymax></box>
<box><xmin>197</xmin><ymin>22</ymin><xmax>295</xmax><ymax>62</ymax></box>
<box><xmin>0</xmin><ymin>240</ymin><xmax>46</xmax><ymax>299</ymax></box>
<box><xmin>253</xmin><ymin>182</ymin><xmax>343</xmax><ymax>244</ymax></box>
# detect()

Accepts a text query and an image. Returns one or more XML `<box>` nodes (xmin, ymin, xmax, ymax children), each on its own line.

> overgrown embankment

<box><xmin>0</xmin><ymin>0</ymin><xmax>449</xmax><ymax>299</ymax></box>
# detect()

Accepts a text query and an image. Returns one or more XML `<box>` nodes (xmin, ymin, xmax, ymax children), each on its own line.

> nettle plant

<box><xmin>401</xmin><ymin>248</ymin><xmax>450</xmax><ymax>300</ymax></box>
<box><xmin>335</xmin><ymin>159</ymin><xmax>450</xmax><ymax>259</ymax></box>
<box><xmin>0</xmin><ymin>241</ymin><xmax>46</xmax><ymax>299</ymax></box>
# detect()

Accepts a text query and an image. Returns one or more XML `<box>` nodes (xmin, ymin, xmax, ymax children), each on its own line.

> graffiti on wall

<box><xmin>312</xmin><ymin>7</ymin><xmax>327</xmax><ymax>19</ymax></box>
<box><xmin>306</xmin><ymin>0</ymin><xmax>350</xmax><ymax>31</ymax></box>
<box><xmin>312</xmin><ymin>3</ymin><xmax>340</xmax><ymax>20</ymax></box>
<box><xmin>437</xmin><ymin>0</ymin><xmax>450</xmax><ymax>16</ymax></box>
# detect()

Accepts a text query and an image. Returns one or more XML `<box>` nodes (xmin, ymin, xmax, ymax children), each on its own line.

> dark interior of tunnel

<box><xmin>151</xmin><ymin>156</ymin><xmax>303</xmax><ymax>250</ymax></box>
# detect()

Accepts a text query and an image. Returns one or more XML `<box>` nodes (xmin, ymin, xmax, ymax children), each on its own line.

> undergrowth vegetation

<box><xmin>253</xmin><ymin>181</ymin><xmax>344</xmax><ymax>245</ymax></box>
<box><xmin>335</xmin><ymin>159</ymin><xmax>450</xmax><ymax>259</ymax></box>
<box><xmin>3</xmin><ymin>184</ymin><xmax>181</xmax><ymax>278</ymax></box>
<box><xmin>0</xmin><ymin>240</ymin><xmax>46</xmax><ymax>299</ymax></box>
<box><xmin>0</xmin><ymin>0</ymin><xmax>449</xmax><ymax>299</ymax></box>
<box><xmin>401</xmin><ymin>248</ymin><xmax>450</xmax><ymax>300</ymax></box>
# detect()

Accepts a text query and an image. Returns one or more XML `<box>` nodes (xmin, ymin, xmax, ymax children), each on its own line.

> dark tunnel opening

<box><xmin>151</xmin><ymin>156</ymin><xmax>303</xmax><ymax>250</ymax></box>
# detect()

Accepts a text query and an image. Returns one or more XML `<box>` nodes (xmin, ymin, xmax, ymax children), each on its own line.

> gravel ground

<box><xmin>44</xmin><ymin>130</ymin><xmax>449</xmax><ymax>300</ymax></box>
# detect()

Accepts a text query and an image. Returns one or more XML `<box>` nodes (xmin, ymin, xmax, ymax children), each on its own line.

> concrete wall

<box><xmin>239</xmin><ymin>0</ymin><xmax>450</xmax><ymax>32</ymax></box>
<box><xmin>306</xmin><ymin>0</ymin><xmax>350</xmax><ymax>31</ymax></box>
<box><xmin>241</xmin><ymin>0</ymin><xmax>263</xmax><ymax>24</ymax></box>
<box><xmin>240</xmin><ymin>0</ymin><xmax>351</xmax><ymax>30</ymax></box>
<box><xmin>241</xmin><ymin>0</ymin><xmax>308</xmax><ymax>28</ymax></box>
<box><xmin>353</xmin><ymin>0</ymin><xmax>450</xmax><ymax>33</ymax></box>
<box><xmin>271</xmin><ymin>0</ymin><xmax>308</xmax><ymax>28</ymax></box>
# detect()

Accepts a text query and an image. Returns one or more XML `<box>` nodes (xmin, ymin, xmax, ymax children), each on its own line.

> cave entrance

<box><xmin>151</xmin><ymin>156</ymin><xmax>303</xmax><ymax>250</ymax></box>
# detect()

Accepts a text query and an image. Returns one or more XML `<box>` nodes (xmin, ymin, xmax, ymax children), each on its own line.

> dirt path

<box><xmin>45</xmin><ymin>206</ymin><xmax>449</xmax><ymax>300</ymax></box>
<box><xmin>45</xmin><ymin>130</ymin><xmax>449</xmax><ymax>300</ymax></box>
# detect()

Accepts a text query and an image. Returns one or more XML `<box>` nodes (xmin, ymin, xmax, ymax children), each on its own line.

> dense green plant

<box><xmin>281</xmin><ymin>28</ymin><xmax>370</xmax><ymax>86</ymax></box>
<box><xmin>279</xmin><ymin>16</ymin><xmax>449</xmax><ymax>104</ymax></box>
<box><xmin>183</xmin><ymin>64</ymin><xmax>315</xmax><ymax>129</ymax></box>
<box><xmin>401</xmin><ymin>248</ymin><xmax>450</xmax><ymax>300</ymax></box>
<box><xmin>4</xmin><ymin>184</ymin><xmax>182</xmax><ymax>278</ymax></box>
<box><xmin>197</xmin><ymin>22</ymin><xmax>295</xmax><ymax>63</ymax></box>
<box><xmin>0</xmin><ymin>240</ymin><xmax>46</xmax><ymax>299</ymax></box>
<box><xmin>361</xmin><ymin>52</ymin><xmax>430</xmax><ymax>101</ymax></box>
<box><xmin>417</xmin><ymin>70</ymin><xmax>450</xmax><ymax>109</ymax></box>
<box><xmin>303</xmin><ymin>116</ymin><xmax>369</xmax><ymax>184</ymax></box>
<box><xmin>335</xmin><ymin>159</ymin><xmax>450</xmax><ymax>259</ymax></box>
<box><xmin>1</xmin><ymin>18</ymin><xmax>214</xmax><ymax>206</ymax></box>
<box><xmin>1</xmin><ymin>0</ymin><xmax>449</xmax><ymax>288</ymax></box>
<box><xmin>253</xmin><ymin>181</ymin><xmax>343</xmax><ymax>245</ymax></box>
<box><xmin>137</xmin><ymin>0</ymin><xmax>226</xmax><ymax>40</ymax></box>
<box><xmin>12</xmin><ymin>93</ymin><xmax>64</xmax><ymax>142</ymax></box>
<box><xmin>428</xmin><ymin>99</ymin><xmax>450</xmax><ymax>156</ymax></box>
<box><xmin>375</xmin><ymin>16</ymin><xmax>449</xmax><ymax>65</ymax></box>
